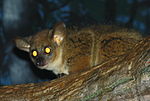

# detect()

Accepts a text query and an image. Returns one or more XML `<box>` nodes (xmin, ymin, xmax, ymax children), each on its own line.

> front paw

<box><xmin>57</xmin><ymin>73</ymin><xmax>65</xmax><ymax>78</ymax></box>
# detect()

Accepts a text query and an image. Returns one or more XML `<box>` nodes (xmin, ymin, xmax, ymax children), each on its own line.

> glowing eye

<box><xmin>32</xmin><ymin>50</ymin><xmax>38</xmax><ymax>57</ymax></box>
<box><xmin>45</xmin><ymin>47</ymin><xmax>51</xmax><ymax>54</ymax></box>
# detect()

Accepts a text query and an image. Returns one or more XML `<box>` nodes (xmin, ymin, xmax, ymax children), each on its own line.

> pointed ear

<box><xmin>14</xmin><ymin>36</ymin><xmax>32</xmax><ymax>52</ymax></box>
<box><xmin>50</xmin><ymin>22</ymin><xmax>66</xmax><ymax>46</ymax></box>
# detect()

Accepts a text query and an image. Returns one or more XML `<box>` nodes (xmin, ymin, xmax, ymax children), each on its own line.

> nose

<box><xmin>36</xmin><ymin>57</ymin><xmax>45</xmax><ymax>66</ymax></box>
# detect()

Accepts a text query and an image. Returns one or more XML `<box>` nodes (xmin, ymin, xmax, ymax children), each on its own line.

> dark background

<box><xmin>0</xmin><ymin>0</ymin><xmax>149</xmax><ymax>85</ymax></box>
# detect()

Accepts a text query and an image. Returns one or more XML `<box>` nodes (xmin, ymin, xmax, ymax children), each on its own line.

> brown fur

<box><xmin>61</xmin><ymin>25</ymin><xmax>142</xmax><ymax>74</ymax></box>
<box><xmin>15</xmin><ymin>23</ymin><xmax>142</xmax><ymax>75</ymax></box>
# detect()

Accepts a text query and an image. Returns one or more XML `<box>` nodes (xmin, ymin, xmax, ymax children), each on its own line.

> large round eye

<box><xmin>32</xmin><ymin>50</ymin><xmax>38</xmax><ymax>57</ymax></box>
<box><xmin>44</xmin><ymin>47</ymin><xmax>51</xmax><ymax>54</ymax></box>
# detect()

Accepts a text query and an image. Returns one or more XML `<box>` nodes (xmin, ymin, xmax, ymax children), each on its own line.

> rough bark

<box><xmin>0</xmin><ymin>37</ymin><xmax>150</xmax><ymax>101</ymax></box>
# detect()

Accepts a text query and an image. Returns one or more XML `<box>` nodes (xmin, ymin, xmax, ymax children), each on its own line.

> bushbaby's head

<box><xmin>15</xmin><ymin>22</ymin><xmax>66</xmax><ymax>70</ymax></box>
